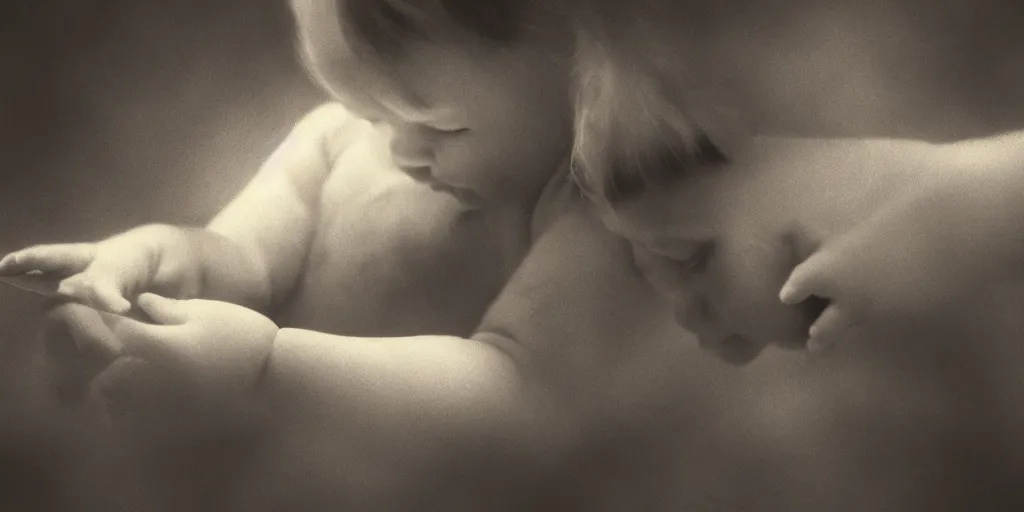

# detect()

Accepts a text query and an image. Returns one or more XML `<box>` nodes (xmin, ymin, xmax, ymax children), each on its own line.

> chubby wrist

<box><xmin>201</xmin><ymin>323</ymin><xmax>280</xmax><ymax>439</ymax></box>
<box><xmin>250</xmin><ymin>325</ymin><xmax>282</xmax><ymax>408</ymax></box>
<box><xmin>257</xmin><ymin>325</ymin><xmax>282</xmax><ymax>385</ymax></box>
<box><xmin>108</xmin><ymin>223</ymin><xmax>195</xmax><ymax>270</ymax></box>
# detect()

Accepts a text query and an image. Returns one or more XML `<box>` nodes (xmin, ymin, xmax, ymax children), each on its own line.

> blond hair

<box><xmin>289</xmin><ymin>0</ymin><xmax>565</xmax><ymax>108</ymax></box>
<box><xmin>570</xmin><ymin>0</ymin><xmax>736</xmax><ymax>205</ymax></box>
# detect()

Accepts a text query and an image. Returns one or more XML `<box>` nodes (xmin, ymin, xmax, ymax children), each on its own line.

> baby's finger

<box><xmin>136</xmin><ymin>293</ymin><xmax>190</xmax><ymax>325</ymax></box>
<box><xmin>779</xmin><ymin>250</ymin><xmax>840</xmax><ymax>306</ymax></box>
<box><xmin>57</xmin><ymin>275</ymin><xmax>132</xmax><ymax>315</ymax></box>
<box><xmin>106</xmin><ymin>315</ymin><xmax>187</xmax><ymax>364</ymax></box>
<box><xmin>806</xmin><ymin>304</ymin><xmax>856</xmax><ymax>353</ymax></box>
<box><xmin>0</xmin><ymin>244</ymin><xmax>95</xmax><ymax>276</ymax></box>
<box><xmin>0</xmin><ymin>252</ymin><xmax>17</xmax><ymax>272</ymax></box>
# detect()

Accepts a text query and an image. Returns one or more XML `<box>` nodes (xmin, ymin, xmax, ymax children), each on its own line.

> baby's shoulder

<box><xmin>294</xmin><ymin>102</ymin><xmax>381</xmax><ymax>166</ymax></box>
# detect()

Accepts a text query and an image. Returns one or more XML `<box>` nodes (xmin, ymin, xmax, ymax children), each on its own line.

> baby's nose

<box><xmin>400</xmin><ymin>165</ymin><xmax>433</xmax><ymax>184</ymax></box>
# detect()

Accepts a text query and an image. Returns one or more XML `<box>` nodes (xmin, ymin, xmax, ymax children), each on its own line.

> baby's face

<box><xmin>600</xmin><ymin>157</ymin><xmax>816</xmax><ymax>363</ymax></box>
<box><xmin>300</xmin><ymin>12</ymin><xmax>574</xmax><ymax>207</ymax></box>
<box><xmin>588</xmin><ymin>136</ymin><xmax>866</xmax><ymax>364</ymax></box>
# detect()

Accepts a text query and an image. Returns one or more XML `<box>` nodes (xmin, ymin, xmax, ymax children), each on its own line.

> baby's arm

<box><xmin>203</xmin><ymin>103</ymin><xmax>357</xmax><ymax>310</ymax></box>
<box><xmin>780</xmin><ymin>130</ymin><xmax>1024</xmax><ymax>349</ymax></box>
<box><xmin>227</xmin><ymin>199</ymin><xmax>675</xmax><ymax>509</ymax></box>
<box><xmin>0</xmin><ymin>103</ymin><xmax>352</xmax><ymax>313</ymax></box>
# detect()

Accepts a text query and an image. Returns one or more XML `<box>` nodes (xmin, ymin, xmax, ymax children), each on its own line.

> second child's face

<box><xmin>588</xmin><ymin>135</ymin><xmax>880</xmax><ymax>364</ymax></box>
<box><xmin>597</xmin><ymin>147</ymin><xmax>817</xmax><ymax>364</ymax></box>
<box><xmin>569</xmin><ymin>21</ymin><xmax>929</xmax><ymax>363</ymax></box>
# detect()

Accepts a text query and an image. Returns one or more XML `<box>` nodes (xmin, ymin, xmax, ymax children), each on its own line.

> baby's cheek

<box><xmin>629</xmin><ymin>246</ymin><xmax>687</xmax><ymax>298</ymax></box>
<box><xmin>709</xmin><ymin>237</ymin><xmax>807</xmax><ymax>346</ymax></box>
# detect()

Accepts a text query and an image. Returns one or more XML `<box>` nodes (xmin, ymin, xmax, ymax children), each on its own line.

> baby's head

<box><xmin>289</xmin><ymin>0</ymin><xmax>574</xmax><ymax>205</ymax></box>
<box><xmin>571</xmin><ymin>0</ymin><xmax>824</xmax><ymax>364</ymax></box>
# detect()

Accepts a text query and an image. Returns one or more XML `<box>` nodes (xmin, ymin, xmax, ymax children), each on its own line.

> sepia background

<box><xmin>1</xmin><ymin>0</ymin><xmax>1023</xmax><ymax>510</ymax></box>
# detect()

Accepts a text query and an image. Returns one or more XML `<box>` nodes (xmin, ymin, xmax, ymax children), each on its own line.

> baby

<box><xmin>571</xmin><ymin>0</ymin><xmax>1024</xmax><ymax>362</ymax></box>
<box><xmin>0</xmin><ymin>0</ymin><xmax>705</xmax><ymax>509</ymax></box>
<box><xmin>3</xmin><ymin>0</ymin><xmax>574</xmax><ymax>340</ymax></box>
<box><xmin>6</xmin><ymin>0</ymin><xmax>1017</xmax><ymax>508</ymax></box>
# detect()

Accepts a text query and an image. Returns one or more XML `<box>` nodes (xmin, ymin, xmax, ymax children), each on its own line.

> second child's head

<box><xmin>570</xmin><ymin>0</ymin><xmax>826</xmax><ymax>364</ymax></box>
<box><xmin>290</xmin><ymin>0</ymin><xmax>574</xmax><ymax>205</ymax></box>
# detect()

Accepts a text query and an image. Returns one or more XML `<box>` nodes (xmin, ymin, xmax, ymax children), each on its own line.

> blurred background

<box><xmin>0</xmin><ymin>1</ymin><xmax>322</xmax><ymax>510</ymax></box>
<box><xmin>1</xmin><ymin>0</ymin><xmax>1022</xmax><ymax>510</ymax></box>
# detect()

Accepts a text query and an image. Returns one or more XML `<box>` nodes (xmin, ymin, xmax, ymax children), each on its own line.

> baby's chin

<box><xmin>738</xmin><ymin>296</ymin><xmax>828</xmax><ymax>354</ymax></box>
<box><xmin>701</xmin><ymin>334</ymin><xmax>768</xmax><ymax>366</ymax></box>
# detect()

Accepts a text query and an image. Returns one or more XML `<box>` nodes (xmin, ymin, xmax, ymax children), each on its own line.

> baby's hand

<box><xmin>42</xmin><ymin>295</ymin><xmax>275</xmax><ymax>441</ymax></box>
<box><xmin>779</xmin><ymin>166</ymin><xmax>1022</xmax><ymax>351</ymax></box>
<box><xmin>0</xmin><ymin>225</ymin><xmax>202</xmax><ymax>314</ymax></box>
<box><xmin>108</xmin><ymin>294</ymin><xmax>278</xmax><ymax>406</ymax></box>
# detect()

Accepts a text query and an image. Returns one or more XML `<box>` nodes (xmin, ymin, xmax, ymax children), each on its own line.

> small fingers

<box><xmin>57</xmin><ymin>274</ymin><xmax>132</xmax><ymax>314</ymax></box>
<box><xmin>806</xmin><ymin>304</ymin><xmax>857</xmax><ymax>353</ymax></box>
<box><xmin>779</xmin><ymin>249</ymin><xmax>840</xmax><ymax>306</ymax></box>
<box><xmin>107</xmin><ymin>314</ymin><xmax>188</xmax><ymax>365</ymax></box>
<box><xmin>0</xmin><ymin>244</ymin><xmax>95</xmax><ymax>276</ymax></box>
<box><xmin>136</xmin><ymin>293</ymin><xmax>190</xmax><ymax>325</ymax></box>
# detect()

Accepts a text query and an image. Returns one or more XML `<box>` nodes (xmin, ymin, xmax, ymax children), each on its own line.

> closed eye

<box><xmin>421</xmin><ymin>121</ymin><xmax>469</xmax><ymax>135</ymax></box>
<box><xmin>600</xmin><ymin>132</ymin><xmax>727</xmax><ymax>204</ymax></box>
<box><xmin>653</xmin><ymin>240</ymin><xmax>716</xmax><ymax>274</ymax></box>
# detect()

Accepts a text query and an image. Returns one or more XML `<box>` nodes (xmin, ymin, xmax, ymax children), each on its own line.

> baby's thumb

<box><xmin>135</xmin><ymin>293</ymin><xmax>189</xmax><ymax>325</ymax></box>
<box><xmin>780</xmin><ymin>251</ymin><xmax>835</xmax><ymax>306</ymax></box>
